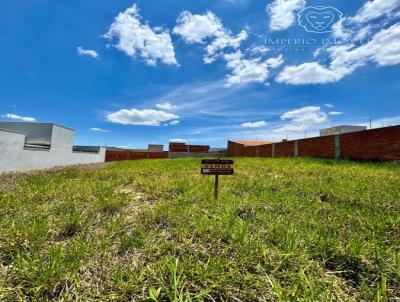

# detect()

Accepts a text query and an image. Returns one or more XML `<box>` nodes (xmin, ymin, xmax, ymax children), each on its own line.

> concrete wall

<box><xmin>0</xmin><ymin>122</ymin><xmax>56</xmax><ymax>145</ymax></box>
<box><xmin>148</xmin><ymin>144</ymin><xmax>164</xmax><ymax>152</ymax></box>
<box><xmin>0</xmin><ymin>125</ymin><xmax>105</xmax><ymax>173</ymax></box>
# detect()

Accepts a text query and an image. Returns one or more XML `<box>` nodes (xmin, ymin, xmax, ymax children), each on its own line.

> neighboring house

<box><xmin>227</xmin><ymin>141</ymin><xmax>272</xmax><ymax>157</ymax></box>
<box><xmin>0</xmin><ymin>122</ymin><xmax>105</xmax><ymax>173</ymax></box>
<box><xmin>320</xmin><ymin>125</ymin><xmax>367</xmax><ymax>136</ymax></box>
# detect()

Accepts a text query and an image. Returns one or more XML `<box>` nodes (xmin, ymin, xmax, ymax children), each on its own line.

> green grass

<box><xmin>0</xmin><ymin>158</ymin><xmax>399</xmax><ymax>301</ymax></box>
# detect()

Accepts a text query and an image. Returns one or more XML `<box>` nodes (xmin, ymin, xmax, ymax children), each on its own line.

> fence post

<box><xmin>272</xmin><ymin>143</ymin><xmax>275</xmax><ymax>158</ymax></box>
<box><xmin>294</xmin><ymin>140</ymin><xmax>299</xmax><ymax>157</ymax></box>
<box><xmin>256</xmin><ymin>146</ymin><xmax>260</xmax><ymax>157</ymax></box>
<box><xmin>335</xmin><ymin>134</ymin><xmax>341</xmax><ymax>159</ymax></box>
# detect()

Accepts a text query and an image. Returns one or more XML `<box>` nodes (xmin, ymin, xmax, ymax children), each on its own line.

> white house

<box><xmin>0</xmin><ymin>122</ymin><xmax>105</xmax><ymax>173</ymax></box>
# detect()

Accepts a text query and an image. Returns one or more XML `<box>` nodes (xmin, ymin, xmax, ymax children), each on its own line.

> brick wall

<box><xmin>259</xmin><ymin>144</ymin><xmax>273</xmax><ymax>157</ymax></box>
<box><xmin>227</xmin><ymin>141</ymin><xmax>245</xmax><ymax>157</ymax></box>
<box><xmin>244</xmin><ymin>146</ymin><xmax>259</xmax><ymax>157</ymax></box>
<box><xmin>169</xmin><ymin>143</ymin><xmax>209</xmax><ymax>153</ymax></box>
<box><xmin>227</xmin><ymin>126</ymin><xmax>400</xmax><ymax>161</ymax></box>
<box><xmin>340</xmin><ymin>126</ymin><xmax>400</xmax><ymax>160</ymax></box>
<box><xmin>105</xmin><ymin>150</ymin><xmax>167</xmax><ymax>162</ymax></box>
<box><xmin>298</xmin><ymin>135</ymin><xmax>336</xmax><ymax>158</ymax></box>
<box><xmin>275</xmin><ymin>141</ymin><xmax>295</xmax><ymax>157</ymax></box>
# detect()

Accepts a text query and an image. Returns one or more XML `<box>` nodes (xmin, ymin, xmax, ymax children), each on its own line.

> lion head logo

<box><xmin>298</xmin><ymin>6</ymin><xmax>343</xmax><ymax>33</ymax></box>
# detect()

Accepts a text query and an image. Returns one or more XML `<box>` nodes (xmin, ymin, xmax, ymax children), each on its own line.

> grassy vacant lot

<box><xmin>0</xmin><ymin>158</ymin><xmax>399</xmax><ymax>301</ymax></box>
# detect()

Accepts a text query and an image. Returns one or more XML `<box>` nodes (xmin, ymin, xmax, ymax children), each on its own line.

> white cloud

<box><xmin>332</xmin><ymin>0</ymin><xmax>399</xmax><ymax>40</ymax></box>
<box><xmin>205</xmin><ymin>30</ymin><xmax>248</xmax><ymax>63</ymax></box>
<box><xmin>224</xmin><ymin>51</ymin><xmax>283</xmax><ymax>86</ymax></box>
<box><xmin>350</xmin><ymin>0</ymin><xmax>400</xmax><ymax>23</ymax></box>
<box><xmin>155</xmin><ymin>102</ymin><xmax>177</xmax><ymax>110</ymax></box>
<box><xmin>250</xmin><ymin>45</ymin><xmax>270</xmax><ymax>55</ymax></box>
<box><xmin>329</xmin><ymin>111</ymin><xmax>343</xmax><ymax>116</ymax></box>
<box><xmin>77</xmin><ymin>47</ymin><xmax>99</xmax><ymax>59</ymax></box>
<box><xmin>281</xmin><ymin>106</ymin><xmax>327</xmax><ymax>124</ymax></box>
<box><xmin>241</xmin><ymin>121</ymin><xmax>268</xmax><ymax>128</ymax></box>
<box><xmin>173</xmin><ymin>11</ymin><xmax>223</xmax><ymax>44</ymax></box>
<box><xmin>106</xmin><ymin>108</ymin><xmax>179</xmax><ymax>126</ymax></box>
<box><xmin>173</xmin><ymin>11</ymin><xmax>248</xmax><ymax>63</ymax></box>
<box><xmin>324</xmin><ymin>103</ymin><xmax>334</xmax><ymax>108</ymax></box>
<box><xmin>104</xmin><ymin>4</ymin><xmax>177</xmax><ymax>66</ymax></box>
<box><xmin>1</xmin><ymin>113</ymin><xmax>36</xmax><ymax>122</ymax></box>
<box><xmin>266</xmin><ymin>0</ymin><xmax>306</xmax><ymax>31</ymax></box>
<box><xmin>276</xmin><ymin>62</ymin><xmax>353</xmax><ymax>84</ymax></box>
<box><xmin>90</xmin><ymin>127</ymin><xmax>110</xmax><ymax>133</ymax></box>
<box><xmin>332</xmin><ymin>19</ymin><xmax>352</xmax><ymax>39</ymax></box>
<box><xmin>276</xmin><ymin>106</ymin><xmax>327</xmax><ymax>132</ymax></box>
<box><xmin>169</xmin><ymin>120</ymin><xmax>180</xmax><ymax>125</ymax></box>
<box><xmin>173</xmin><ymin>10</ymin><xmax>284</xmax><ymax>86</ymax></box>
<box><xmin>277</xmin><ymin>23</ymin><xmax>400</xmax><ymax>84</ymax></box>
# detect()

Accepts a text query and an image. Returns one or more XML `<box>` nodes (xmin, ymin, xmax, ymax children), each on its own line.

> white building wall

<box><xmin>0</xmin><ymin>126</ymin><xmax>106</xmax><ymax>173</ymax></box>
<box><xmin>0</xmin><ymin>130</ymin><xmax>26</xmax><ymax>172</ymax></box>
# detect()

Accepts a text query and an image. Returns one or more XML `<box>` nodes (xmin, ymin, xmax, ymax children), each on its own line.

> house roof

<box><xmin>232</xmin><ymin>141</ymin><xmax>272</xmax><ymax>146</ymax></box>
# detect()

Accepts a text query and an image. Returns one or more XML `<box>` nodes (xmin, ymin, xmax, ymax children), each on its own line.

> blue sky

<box><xmin>0</xmin><ymin>0</ymin><xmax>399</xmax><ymax>148</ymax></box>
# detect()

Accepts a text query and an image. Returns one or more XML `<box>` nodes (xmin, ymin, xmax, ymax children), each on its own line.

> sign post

<box><xmin>214</xmin><ymin>175</ymin><xmax>219</xmax><ymax>200</ymax></box>
<box><xmin>201</xmin><ymin>159</ymin><xmax>234</xmax><ymax>200</ymax></box>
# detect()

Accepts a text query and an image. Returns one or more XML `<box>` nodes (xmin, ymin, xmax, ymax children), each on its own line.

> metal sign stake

<box><xmin>214</xmin><ymin>174</ymin><xmax>219</xmax><ymax>200</ymax></box>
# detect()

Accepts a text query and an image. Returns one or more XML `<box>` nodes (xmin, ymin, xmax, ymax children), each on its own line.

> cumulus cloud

<box><xmin>266</xmin><ymin>0</ymin><xmax>306</xmax><ymax>31</ymax></box>
<box><xmin>173</xmin><ymin>11</ymin><xmax>248</xmax><ymax>63</ymax></box>
<box><xmin>77</xmin><ymin>47</ymin><xmax>99</xmax><ymax>59</ymax></box>
<box><xmin>173</xmin><ymin>10</ymin><xmax>283</xmax><ymax>86</ymax></box>
<box><xmin>155</xmin><ymin>102</ymin><xmax>177</xmax><ymax>110</ymax></box>
<box><xmin>329</xmin><ymin>111</ymin><xmax>343</xmax><ymax>116</ymax></box>
<box><xmin>277</xmin><ymin>23</ymin><xmax>400</xmax><ymax>84</ymax></box>
<box><xmin>276</xmin><ymin>62</ymin><xmax>353</xmax><ymax>84</ymax></box>
<box><xmin>276</xmin><ymin>106</ymin><xmax>327</xmax><ymax>132</ymax></box>
<box><xmin>2</xmin><ymin>113</ymin><xmax>36</xmax><ymax>122</ymax></box>
<box><xmin>332</xmin><ymin>0</ymin><xmax>399</xmax><ymax>40</ymax></box>
<box><xmin>104</xmin><ymin>4</ymin><xmax>177</xmax><ymax>66</ymax></box>
<box><xmin>106</xmin><ymin>108</ymin><xmax>179</xmax><ymax>126</ymax></box>
<box><xmin>205</xmin><ymin>30</ymin><xmax>248</xmax><ymax>63</ymax></box>
<box><xmin>324</xmin><ymin>103</ymin><xmax>334</xmax><ymax>108</ymax></box>
<box><xmin>90</xmin><ymin>128</ymin><xmax>110</xmax><ymax>133</ymax></box>
<box><xmin>350</xmin><ymin>0</ymin><xmax>400</xmax><ymax>23</ymax></box>
<box><xmin>241</xmin><ymin>121</ymin><xmax>268</xmax><ymax>128</ymax></box>
<box><xmin>224</xmin><ymin>51</ymin><xmax>283</xmax><ymax>86</ymax></box>
<box><xmin>173</xmin><ymin>11</ymin><xmax>223</xmax><ymax>44</ymax></box>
